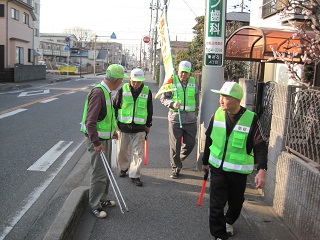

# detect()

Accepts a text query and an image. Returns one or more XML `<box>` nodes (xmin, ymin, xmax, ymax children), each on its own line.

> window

<box><xmin>11</xmin><ymin>8</ymin><xmax>19</xmax><ymax>20</ymax></box>
<box><xmin>28</xmin><ymin>49</ymin><xmax>32</xmax><ymax>62</ymax></box>
<box><xmin>16</xmin><ymin>47</ymin><xmax>24</xmax><ymax>64</ymax></box>
<box><xmin>27</xmin><ymin>0</ymin><xmax>34</xmax><ymax>7</ymax></box>
<box><xmin>34</xmin><ymin>28</ymin><xmax>39</xmax><ymax>37</ymax></box>
<box><xmin>0</xmin><ymin>4</ymin><xmax>4</xmax><ymax>17</ymax></box>
<box><xmin>34</xmin><ymin>3</ymin><xmax>39</xmax><ymax>14</ymax></box>
<box><xmin>23</xmin><ymin>13</ymin><xmax>29</xmax><ymax>24</ymax></box>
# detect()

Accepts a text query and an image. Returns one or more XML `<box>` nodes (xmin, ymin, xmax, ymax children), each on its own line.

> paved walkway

<box><xmin>1</xmin><ymin>72</ymin><xmax>298</xmax><ymax>240</ymax></box>
<box><xmin>72</xmin><ymin>72</ymin><xmax>298</xmax><ymax>240</ymax></box>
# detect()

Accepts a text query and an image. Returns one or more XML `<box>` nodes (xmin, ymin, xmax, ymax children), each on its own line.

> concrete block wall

<box><xmin>14</xmin><ymin>64</ymin><xmax>46</xmax><ymax>82</ymax></box>
<box><xmin>265</xmin><ymin>84</ymin><xmax>320</xmax><ymax>240</ymax></box>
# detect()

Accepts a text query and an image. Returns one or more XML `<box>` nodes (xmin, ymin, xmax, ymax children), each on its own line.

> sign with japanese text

<box><xmin>205</xmin><ymin>0</ymin><xmax>226</xmax><ymax>66</ymax></box>
<box><xmin>157</xmin><ymin>11</ymin><xmax>174</xmax><ymax>83</ymax></box>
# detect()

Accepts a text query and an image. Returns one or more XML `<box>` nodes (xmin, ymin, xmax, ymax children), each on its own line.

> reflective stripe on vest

<box><xmin>80</xmin><ymin>83</ymin><xmax>116</xmax><ymax>139</ymax></box>
<box><xmin>170</xmin><ymin>76</ymin><xmax>196</xmax><ymax>112</ymax></box>
<box><xmin>209</xmin><ymin>108</ymin><xmax>255</xmax><ymax>174</ymax></box>
<box><xmin>118</xmin><ymin>83</ymin><xmax>149</xmax><ymax>125</ymax></box>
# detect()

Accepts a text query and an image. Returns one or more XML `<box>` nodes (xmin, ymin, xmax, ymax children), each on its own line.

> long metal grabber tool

<box><xmin>100</xmin><ymin>151</ymin><xmax>129</xmax><ymax>214</ymax></box>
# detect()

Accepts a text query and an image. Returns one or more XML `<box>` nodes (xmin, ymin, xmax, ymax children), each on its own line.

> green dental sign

<box><xmin>205</xmin><ymin>0</ymin><xmax>225</xmax><ymax>66</ymax></box>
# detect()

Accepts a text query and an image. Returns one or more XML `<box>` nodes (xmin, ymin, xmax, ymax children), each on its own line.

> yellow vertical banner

<box><xmin>155</xmin><ymin>11</ymin><xmax>175</xmax><ymax>98</ymax></box>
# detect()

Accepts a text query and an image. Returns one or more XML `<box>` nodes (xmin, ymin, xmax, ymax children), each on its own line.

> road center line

<box><xmin>0</xmin><ymin>84</ymin><xmax>93</xmax><ymax>116</ymax></box>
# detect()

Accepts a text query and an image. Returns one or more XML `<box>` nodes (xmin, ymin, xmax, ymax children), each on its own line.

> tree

<box><xmin>65</xmin><ymin>27</ymin><xmax>95</xmax><ymax>48</ymax></box>
<box><xmin>173</xmin><ymin>16</ymin><xmax>204</xmax><ymax>73</ymax></box>
<box><xmin>269</xmin><ymin>0</ymin><xmax>320</xmax><ymax>87</ymax></box>
<box><xmin>174</xmin><ymin>16</ymin><xmax>249</xmax><ymax>80</ymax></box>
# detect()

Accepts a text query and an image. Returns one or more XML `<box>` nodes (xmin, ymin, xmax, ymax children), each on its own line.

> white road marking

<box><xmin>27</xmin><ymin>141</ymin><xmax>73</xmax><ymax>171</ymax></box>
<box><xmin>65</xmin><ymin>91</ymin><xmax>76</xmax><ymax>95</ymax></box>
<box><xmin>0</xmin><ymin>141</ymin><xmax>83</xmax><ymax>240</ymax></box>
<box><xmin>40</xmin><ymin>98</ymin><xmax>58</xmax><ymax>103</ymax></box>
<box><xmin>0</xmin><ymin>109</ymin><xmax>27</xmax><ymax>119</ymax></box>
<box><xmin>18</xmin><ymin>90</ymin><xmax>50</xmax><ymax>97</ymax></box>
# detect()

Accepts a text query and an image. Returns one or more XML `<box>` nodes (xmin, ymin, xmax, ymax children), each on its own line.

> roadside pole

<box><xmin>197</xmin><ymin>0</ymin><xmax>227</xmax><ymax>169</ymax></box>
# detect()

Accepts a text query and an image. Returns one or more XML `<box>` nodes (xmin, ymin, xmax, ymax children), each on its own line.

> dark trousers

<box><xmin>168</xmin><ymin>121</ymin><xmax>197</xmax><ymax>171</ymax></box>
<box><xmin>209</xmin><ymin>167</ymin><xmax>248</xmax><ymax>239</ymax></box>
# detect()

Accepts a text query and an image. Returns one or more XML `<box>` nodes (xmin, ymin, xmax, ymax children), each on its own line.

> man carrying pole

<box><xmin>160</xmin><ymin>61</ymin><xmax>199</xmax><ymax>179</ymax></box>
<box><xmin>155</xmin><ymin>3</ymin><xmax>199</xmax><ymax>179</ymax></box>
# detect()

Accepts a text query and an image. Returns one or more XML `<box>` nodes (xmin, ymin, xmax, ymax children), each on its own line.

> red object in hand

<box><xmin>144</xmin><ymin>134</ymin><xmax>148</xmax><ymax>165</ymax></box>
<box><xmin>197</xmin><ymin>170</ymin><xmax>209</xmax><ymax>206</ymax></box>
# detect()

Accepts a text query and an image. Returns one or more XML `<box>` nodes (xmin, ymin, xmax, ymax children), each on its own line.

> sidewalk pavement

<box><xmin>0</xmin><ymin>73</ymin><xmax>75</xmax><ymax>92</ymax></box>
<box><xmin>3</xmin><ymin>72</ymin><xmax>298</xmax><ymax>240</ymax></box>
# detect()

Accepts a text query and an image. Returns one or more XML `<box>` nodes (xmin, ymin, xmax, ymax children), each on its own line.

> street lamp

<box><xmin>93</xmin><ymin>32</ymin><xmax>117</xmax><ymax>76</ymax></box>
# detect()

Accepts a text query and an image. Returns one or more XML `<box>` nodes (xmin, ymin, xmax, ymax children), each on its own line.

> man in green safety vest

<box><xmin>202</xmin><ymin>82</ymin><xmax>268</xmax><ymax>240</ymax></box>
<box><xmin>113</xmin><ymin>68</ymin><xmax>153</xmax><ymax>187</ymax></box>
<box><xmin>80</xmin><ymin>64</ymin><xmax>128</xmax><ymax>219</ymax></box>
<box><xmin>160</xmin><ymin>61</ymin><xmax>199</xmax><ymax>179</ymax></box>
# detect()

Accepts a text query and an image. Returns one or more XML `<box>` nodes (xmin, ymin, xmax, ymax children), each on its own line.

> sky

<box><xmin>40</xmin><ymin>0</ymin><xmax>250</xmax><ymax>53</ymax></box>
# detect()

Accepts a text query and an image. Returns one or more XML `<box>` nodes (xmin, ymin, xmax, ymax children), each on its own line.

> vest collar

<box><xmin>100</xmin><ymin>80</ymin><xmax>111</xmax><ymax>93</ymax></box>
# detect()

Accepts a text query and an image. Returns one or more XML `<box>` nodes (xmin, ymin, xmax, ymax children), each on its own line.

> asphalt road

<box><xmin>0</xmin><ymin>76</ymin><xmax>102</xmax><ymax>240</ymax></box>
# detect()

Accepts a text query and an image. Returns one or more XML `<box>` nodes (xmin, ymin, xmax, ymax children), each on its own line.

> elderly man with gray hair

<box><xmin>80</xmin><ymin>64</ymin><xmax>128</xmax><ymax>218</ymax></box>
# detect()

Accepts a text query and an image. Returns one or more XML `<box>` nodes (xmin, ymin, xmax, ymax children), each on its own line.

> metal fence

<box><xmin>286</xmin><ymin>89</ymin><xmax>320</xmax><ymax>165</ymax></box>
<box><xmin>259</xmin><ymin>81</ymin><xmax>276</xmax><ymax>143</ymax></box>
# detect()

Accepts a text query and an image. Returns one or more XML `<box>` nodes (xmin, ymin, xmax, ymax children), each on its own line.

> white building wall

<box><xmin>250</xmin><ymin>0</ymin><xmax>299</xmax><ymax>85</ymax></box>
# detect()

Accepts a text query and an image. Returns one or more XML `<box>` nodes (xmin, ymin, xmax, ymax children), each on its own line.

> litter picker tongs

<box><xmin>100</xmin><ymin>151</ymin><xmax>129</xmax><ymax>214</ymax></box>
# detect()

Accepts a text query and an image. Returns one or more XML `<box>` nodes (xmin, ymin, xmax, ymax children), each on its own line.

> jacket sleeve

<box><xmin>86</xmin><ymin>88</ymin><xmax>104</xmax><ymax>147</ymax></box>
<box><xmin>202</xmin><ymin>115</ymin><xmax>214</xmax><ymax>165</ymax></box>
<box><xmin>146</xmin><ymin>89</ymin><xmax>153</xmax><ymax>127</ymax></box>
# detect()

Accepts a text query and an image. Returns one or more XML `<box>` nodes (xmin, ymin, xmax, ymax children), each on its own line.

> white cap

<box><xmin>211</xmin><ymin>82</ymin><xmax>243</xmax><ymax>100</ymax></box>
<box><xmin>178</xmin><ymin>61</ymin><xmax>192</xmax><ymax>73</ymax></box>
<box><xmin>130</xmin><ymin>68</ymin><xmax>145</xmax><ymax>81</ymax></box>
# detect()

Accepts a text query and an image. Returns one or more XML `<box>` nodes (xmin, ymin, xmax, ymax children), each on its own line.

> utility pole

<box><xmin>152</xmin><ymin>0</ymin><xmax>160</xmax><ymax>82</ymax></box>
<box><xmin>197</xmin><ymin>0</ymin><xmax>227</xmax><ymax>169</ymax></box>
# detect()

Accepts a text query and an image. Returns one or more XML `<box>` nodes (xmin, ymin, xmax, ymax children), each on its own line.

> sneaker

<box><xmin>91</xmin><ymin>208</ymin><xmax>107</xmax><ymax>219</ymax></box>
<box><xmin>130</xmin><ymin>178</ymin><xmax>143</xmax><ymax>186</ymax></box>
<box><xmin>119</xmin><ymin>169</ymin><xmax>128</xmax><ymax>177</ymax></box>
<box><xmin>226</xmin><ymin>223</ymin><xmax>234</xmax><ymax>236</ymax></box>
<box><xmin>101</xmin><ymin>200</ymin><xmax>116</xmax><ymax>208</ymax></box>
<box><xmin>170</xmin><ymin>172</ymin><xmax>178</xmax><ymax>179</ymax></box>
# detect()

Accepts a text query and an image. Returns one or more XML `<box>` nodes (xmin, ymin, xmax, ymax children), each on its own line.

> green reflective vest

<box><xmin>170</xmin><ymin>76</ymin><xmax>196</xmax><ymax>112</ymax></box>
<box><xmin>209</xmin><ymin>108</ymin><xmax>255</xmax><ymax>174</ymax></box>
<box><xmin>80</xmin><ymin>83</ymin><xmax>116</xmax><ymax>139</ymax></box>
<box><xmin>118</xmin><ymin>83</ymin><xmax>149</xmax><ymax>125</ymax></box>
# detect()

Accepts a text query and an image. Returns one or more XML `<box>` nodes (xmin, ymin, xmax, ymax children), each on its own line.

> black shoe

<box><xmin>130</xmin><ymin>177</ymin><xmax>143</xmax><ymax>186</ymax></box>
<box><xmin>100</xmin><ymin>200</ymin><xmax>116</xmax><ymax>208</ymax></box>
<box><xmin>119</xmin><ymin>169</ymin><xmax>128</xmax><ymax>177</ymax></box>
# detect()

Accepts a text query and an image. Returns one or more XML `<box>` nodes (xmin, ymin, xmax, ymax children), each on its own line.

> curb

<box><xmin>0</xmin><ymin>84</ymin><xmax>32</xmax><ymax>92</ymax></box>
<box><xmin>49</xmin><ymin>77</ymin><xmax>71</xmax><ymax>83</ymax></box>
<box><xmin>43</xmin><ymin>186</ymin><xmax>89</xmax><ymax>240</ymax></box>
